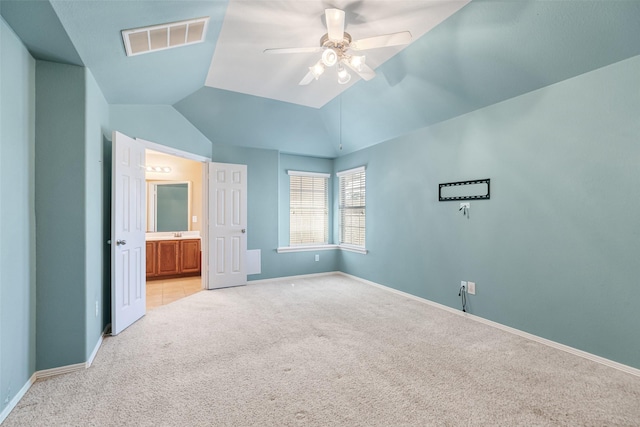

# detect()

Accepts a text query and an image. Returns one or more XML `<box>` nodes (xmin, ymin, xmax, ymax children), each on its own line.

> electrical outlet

<box><xmin>467</xmin><ymin>281</ymin><xmax>476</xmax><ymax>295</ymax></box>
<box><xmin>460</xmin><ymin>280</ymin><xmax>467</xmax><ymax>291</ymax></box>
<box><xmin>315</xmin><ymin>254</ymin><xmax>319</xmax><ymax>262</ymax></box>
<box><xmin>460</xmin><ymin>202</ymin><xmax>470</xmax><ymax>210</ymax></box>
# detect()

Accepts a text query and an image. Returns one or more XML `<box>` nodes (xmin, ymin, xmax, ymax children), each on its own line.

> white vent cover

<box><xmin>122</xmin><ymin>17</ymin><xmax>210</xmax><ymax>57</ymax></box>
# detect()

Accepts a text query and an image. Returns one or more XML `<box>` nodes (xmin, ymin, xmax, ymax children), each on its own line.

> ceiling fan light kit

<box><xmin>309</xmin><ymin>60</ymin><xmax>325</xmax><ymax>80</ymax></box>
<box><xmin>322</xmin><ymin>48</ymin><xmax>338</xmax><ymax>67</ymax></box>
<box><xmin>337</xmin><ymin>64</ymin><xmax>351</xmax><ymax>85</ymax></box>
<box><xmin>264</xmin><ymin>8</ymin><xmax>412</xmax><ymax>86</ymax></box>
<box><xmin>349</xmin><ymin>55</ymin><xmax>365</xmax><ymax>72</ymax></box>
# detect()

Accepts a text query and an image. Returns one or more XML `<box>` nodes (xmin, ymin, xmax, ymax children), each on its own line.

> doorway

<box><xmin>141</xmin><ymin>141</ymin><xmax>210</xmax><ymax>309</ymax></box>
<box><xmin>111</xmin><ymin>133</ymin><xmax>249</xmax><ymax>334</ymax></box>
<box><xmin>146</xmin><ymin>276</ymin><xmax>202</xmax><ymax>310</ymax></box>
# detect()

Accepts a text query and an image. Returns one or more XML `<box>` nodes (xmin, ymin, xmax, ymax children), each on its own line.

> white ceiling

<box><xmin>205</xmin><ymin>0</ymin><xmax>470</xmax><ymax>108</ymax></box>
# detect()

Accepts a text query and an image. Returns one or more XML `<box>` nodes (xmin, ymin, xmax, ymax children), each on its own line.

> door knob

<box><xmin>116</xmin><ymin>239</ymin><xmax>127</xmax><ymax>246</ymax></box>
<box><xmin>241</xmin><ymin>229</ymin><xmax>246</xmax><ymax>234</ymax></box>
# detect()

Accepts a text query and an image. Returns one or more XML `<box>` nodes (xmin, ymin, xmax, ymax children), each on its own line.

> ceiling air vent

<box><xmin>121</xmin><ymin>17</ymin><xmax>210</xmax><ymax>57</ymax></box>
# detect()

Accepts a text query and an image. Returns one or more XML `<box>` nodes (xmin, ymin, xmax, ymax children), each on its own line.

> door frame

<box><xmin>137</xmin><ymin>138</ymin><xmax>211</xmax><ymax>290</ymax></box>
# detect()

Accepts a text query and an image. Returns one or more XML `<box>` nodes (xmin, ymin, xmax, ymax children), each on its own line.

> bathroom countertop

<box><xmin>145</xmin><ymin>232</ymin><xmax>201</xmax><ymax>241</ymax></box>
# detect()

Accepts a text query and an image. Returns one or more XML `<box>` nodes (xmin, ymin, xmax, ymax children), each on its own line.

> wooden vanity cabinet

<box><xmin>146</xmin><ymin>239</ymin><xmax>201</xmax><ymax>280</ymax></box>
<box><xmin>146</xmin><ymin>242</ymin><xmax>156</xmax><ymax>276</ymax></box>
<box><xmin>157</xmin><ymin>240</ymin><xmax>180</xmax><ymax>276</ymax></box>
<box><xmin>180</xmin><ymin>239</ymin><xmax>201</xmax><ymax>274</ymax></box>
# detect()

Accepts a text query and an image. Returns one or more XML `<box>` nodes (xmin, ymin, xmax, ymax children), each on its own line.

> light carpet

<box><xmin>4</xmin><ymin>274</ymin><xmax>640</xmax><ymax>426</ymax></box>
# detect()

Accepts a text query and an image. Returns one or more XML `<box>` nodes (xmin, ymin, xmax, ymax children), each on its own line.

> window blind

<box><xmin>289</xmin><ymin>174</ymin><xmax>328</xmax><ymax>245</ymax></box>
<box><xmin>339</xmin><ymin>168</ymin><xmax>366</xmax><ymax>247</ymax></box>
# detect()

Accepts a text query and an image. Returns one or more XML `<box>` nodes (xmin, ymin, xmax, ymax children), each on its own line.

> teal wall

<box><xmin>35</xmin><ymin>62</ymin><xmax>109</xmax><ymax>371</ymax></box>
<box><xmin>212</xmin><ymin>145</ymin><xmax>339</xmax><ymax>280</ymax></box>
<box><xmin>0</xmin><ymin>17</ymin><xmax>36</xmax><ymax>412</ymax></box>
<box><xmin>110</xmin><ymin>104</ymin><xmax>212</xmax><ymax>159</ymax></box>
<box><xmin>35</xmin><ymin>60</ymin><xmax>87</xmax><ymax>369</ymax></box>
<box><xmin>84</xmin><ymin>69</ymin><xmax>109</xmax><ymax>360</ymax></box>
<box><xmin>334</xmin><ymin>55</ymin><xmax>640</xmax><ymax>369</ymax></box>
<box><xmin>175</xmin><ymin>87</ymin><xmax>341</xmax><ymax>158</ymax></box>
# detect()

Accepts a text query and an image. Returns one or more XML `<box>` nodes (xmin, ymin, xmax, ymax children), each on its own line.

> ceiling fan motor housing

<box><xmin>320</xmin><ymin>32</ymin><xmax>352</xmax><ymax>61</ymax></box>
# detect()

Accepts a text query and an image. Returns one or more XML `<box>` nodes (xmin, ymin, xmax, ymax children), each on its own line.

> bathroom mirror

<box><xmin>147</xmin><ymin>181</ymin><xmax>192</xmax><ymax>232</ymax></box>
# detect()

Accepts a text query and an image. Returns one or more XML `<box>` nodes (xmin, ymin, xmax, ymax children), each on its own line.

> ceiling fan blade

<box><xmin>350</xmin><ymin>31</ymin><xmax>412</xmax><ymax>50</ymax></box>
<box><xmin>299</xmin><ymin>71</ymin><xmax>315</xmax><ymax>85</ymax></box>
<box><xmin>263</xmin><ymin>46</ymin><xmax>323</xmax><ymax>54</ymax></box>
<box><xmin>325</xmin><ymin>8</ymin><xmax>345</xmax><ymax>42</ymax></box>
<box><xmin>343</xmin><ymin>60</ymin><xmax>376</xmax><ymax>81</ymax></box>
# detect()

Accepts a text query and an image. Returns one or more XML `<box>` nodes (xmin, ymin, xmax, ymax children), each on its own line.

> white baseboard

<box><xmin>0</xmin><ymin>332</ymin><xmax>107</xmax><ymax>422</ymax></box>
<box><xmin>248</xmin><ymin>271</ymin><xmax>340</xmax><ymax>285</ymax></box>
<box><xmin>0</xmin><ymin>333</ymin><xmax>107</xmax><ymax>423</ymax></box>
<box><xmin>37</xmin><ymin>331</ymin><xmax>106</xmax><ymax>379</ymax></box>
<box><xmin>35</xmin><ymin>362</ymin><xmax>86</xmax><ymax>380</ymax></box>
<box><xmin>0</xmin><ymin>373</ymin><xmax>36</xmax><ymax>424</ymax></box>
<box><xmin>86</xmin><ymin>334</ymin><xmax>103</xmax><ymax>368</ymax></box>
<box><xmin>339</xmin><ymin>272</ymin><xmax>640</xmax><ymax>379</ymax></box>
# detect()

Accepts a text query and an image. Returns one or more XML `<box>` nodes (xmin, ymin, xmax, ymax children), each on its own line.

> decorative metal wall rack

<box><xmin>439</xmin><ymin>178</ymin><xmax>490</xmax><ymax>201</ymax></box>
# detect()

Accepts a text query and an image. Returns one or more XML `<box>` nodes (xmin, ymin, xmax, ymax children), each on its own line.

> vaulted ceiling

<box><xmin>2</xmin><ymin>0</ymin><xmax>639</xmax><ymax>158</ymax></box>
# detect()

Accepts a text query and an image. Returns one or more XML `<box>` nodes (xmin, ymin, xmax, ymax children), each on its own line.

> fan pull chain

<box><xmin>339</xmin><ymin>96</ymin><xmax>343</xmax><ymax>151</ymax></box>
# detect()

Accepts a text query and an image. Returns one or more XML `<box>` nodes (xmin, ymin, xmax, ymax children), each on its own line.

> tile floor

<box><xmin>146</xmin><ymin>276</ymin><xmax>203</xmax><ymax>310</ymax></box>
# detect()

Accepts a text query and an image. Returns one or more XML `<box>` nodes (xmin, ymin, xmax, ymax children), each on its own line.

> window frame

<box><xmin>337</xmin><ymin>166</ymin><xmax>366</xmax><ymax>251</ymax></box>
<box><xmin>287</xmin><ymin>170</ymin><xmax>330</xmax><ymax>246</ymax></box>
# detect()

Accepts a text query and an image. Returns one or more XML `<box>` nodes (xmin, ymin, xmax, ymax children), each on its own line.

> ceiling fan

<box><xmin>264</xmin><ymin>8</ymin><xmax>412</xmax><ymax>85</ymax></box>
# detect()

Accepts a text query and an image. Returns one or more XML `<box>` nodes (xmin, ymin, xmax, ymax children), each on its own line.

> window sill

<box><xmin>277</xmin><ymin>244</ymin><xmax>338</xmax><ymax>253</ymax></box>
<box><xmin>276</xmin><ymin>244</ymin><xmax>367</xmax><ymax>254</ymax></box>
<box><xmin>339</xmin><ymin>244</ymin><xmax>368</xmax><ymax>255</ymax></box>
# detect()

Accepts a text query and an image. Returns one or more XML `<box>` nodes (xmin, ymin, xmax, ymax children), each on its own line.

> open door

<box><xmin>208</xmin><ymin>162</ymin><xmax>247</xmax><ymax>289</ymax></box>
<box><xmin>111</xmin><ymin>131</ymin><xmax>146</xmax><ymax>335</ymax></box>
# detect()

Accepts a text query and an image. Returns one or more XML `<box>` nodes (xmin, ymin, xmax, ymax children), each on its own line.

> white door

<box><xmin>111</xmin><ymin>131</ymin><xmax>146</xmax><ymax>335</ymax></box>
<box><xmin>208</xmin><ymin>162</ymin><xmax>247</xmax><ymax>289</ymax></box>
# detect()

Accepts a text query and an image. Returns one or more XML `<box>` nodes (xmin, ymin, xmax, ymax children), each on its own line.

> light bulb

<box><xmin>349</xmin><ymin>55</ymin><xmax>365</xmax><ymax>72</ymax></box>
<box><xmin>321</xmin><ymin>48</ymin><xmax>338</xmax><ymax>67</ymax></box>
<box><xmin>309</xmin><ymin>60</ymin><xmax>325</xmax><ymax>80</ymax></box>
<box><xmin>162</xmin><ymin>167</ymin><xmax>171</xmax><ymax>173</ymax></box>
<box><xmin>154</xmin><ymin>166</ymin><xmax>162</xmax><ymax>172</ymax></box>
<box><xmin>337</xmin><ymin>64</ymin><xmax>351</xmax><ymax>84</ymax></box>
